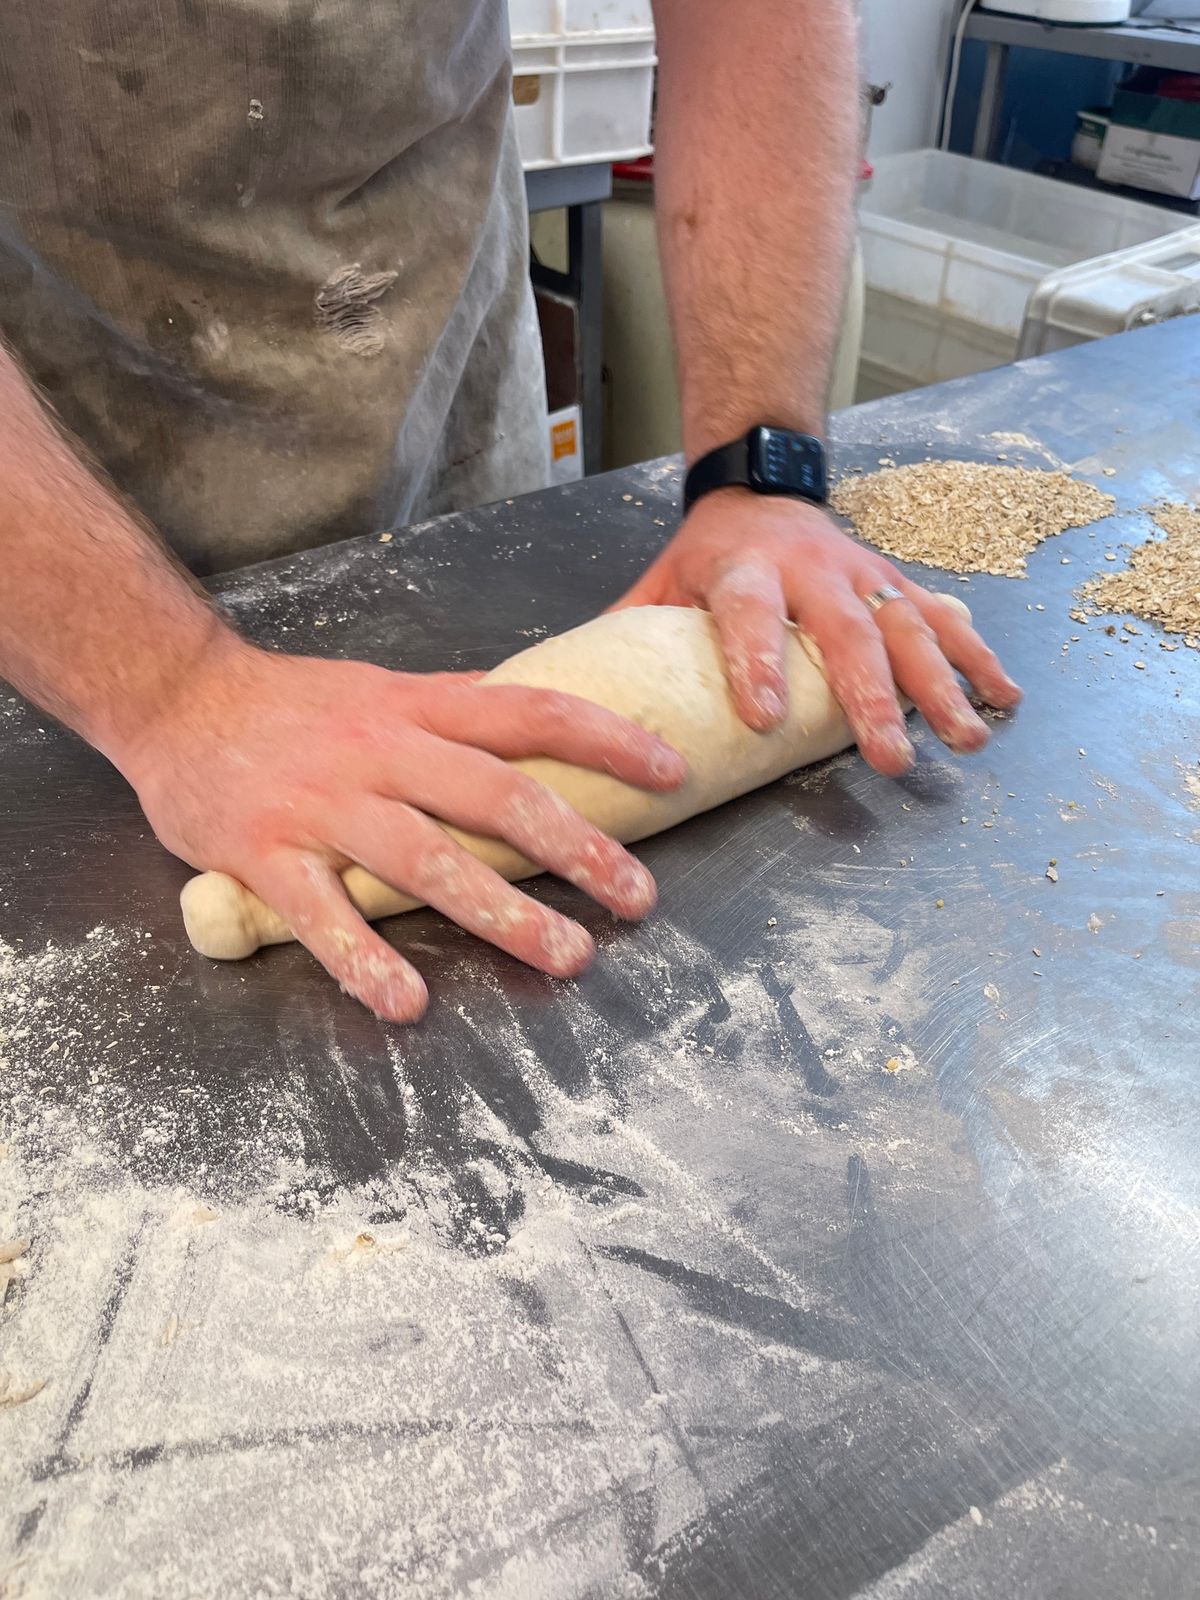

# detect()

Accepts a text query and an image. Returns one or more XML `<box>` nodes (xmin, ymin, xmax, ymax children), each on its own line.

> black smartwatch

<box><xmin>683</xmin><ymin>426</ymin><xmax>828</xmax><ymax>516</ymax></box>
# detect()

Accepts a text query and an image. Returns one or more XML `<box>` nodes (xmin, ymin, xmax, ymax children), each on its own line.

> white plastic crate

<box><xmin>857</xmin><ymin>150</ymin><xmax>1190</xmax><ymax>393</ymax></box>
<box><xmin>858</xmin><ymin>291</ymin><xmax>1016</xmax><ymax>400</ymax></box>
<box><xmin>1020</xmin><ymin>228</ymin><xmax>1200</xmax><ymax>358</ymax></box>
<box><xmin>509</xmin><ymin>0</ymin><xmax>656</xmax><ymax>170</ymax></box>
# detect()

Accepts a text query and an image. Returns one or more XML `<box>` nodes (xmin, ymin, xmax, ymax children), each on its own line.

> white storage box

<box><xmin>857</xmin><ymin>149</ymin><xmax>1188</xmax><ymax>394</ymax></box>
<box><xmin>1099</xmin><ymin>123</ymin><xmax>1200</xmax><ymax>202</ymax></box>
<box><xmin>858</xmin><ymin>291</ymin><xmax>1016</xmax><ymax>399</ymax></box>
<box><xmin>978</xmin><ymin>1</ymin><xmax>1131</xmax><ymax>20</ymax></box>
<box><xmin>1020</xmin><ymin>228</ymin><xmax>1200</xmax><ymax>358</ymax></box>
<box><xmin>509</xmin><ymin>0</ymin><xmax>656</xmax><ymax>170</ymax></box>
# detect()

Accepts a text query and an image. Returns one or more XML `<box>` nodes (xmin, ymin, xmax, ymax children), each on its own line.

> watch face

<box><xmin>750</xmin><ymin>427</ymin><xmax>827</xmax><ymax>501</ymax></box>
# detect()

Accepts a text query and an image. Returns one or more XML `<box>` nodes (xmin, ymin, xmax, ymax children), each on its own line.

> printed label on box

<box><xmin>1099</xmin><ymin>126</ymin><xmax>1200</xmax><ymax>201</ymax></box>
<box><xmin>551</xmin><ymin>417</ymin><xmax>577</xmax><ymax>462</ymax></box>
<box><xmin>548</xmin><ymin>406</ymin><xmax>583</xmax><ymax>485</ymax></box>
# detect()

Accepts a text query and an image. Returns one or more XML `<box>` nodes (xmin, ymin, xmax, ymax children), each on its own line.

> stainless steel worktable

<box><xmin>2</xmin><ymin>322</ymin><xmax>1197</xmax><ymax>1598</ymax></box>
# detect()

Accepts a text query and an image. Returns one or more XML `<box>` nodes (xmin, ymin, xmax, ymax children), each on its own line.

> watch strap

<box><xmin>682</xmin><ymin>438</ymin><xmax>754</xmax><ymax>515</ymax></box>
<box><xmin>684</xmin><ymin>427</ymin><xmax>828</xmax><ymax>515</ymax></box>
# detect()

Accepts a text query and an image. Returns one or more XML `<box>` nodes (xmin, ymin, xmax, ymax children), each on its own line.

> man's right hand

<box><xmin>0</xmin><ymin>341</ymin><xmax>685</xmax><ymax>1021</ymax></box>
<box><xmin>118</xmin><ymin>634</ymin><xmax>688</xmax><ymax>1021</ymax></box>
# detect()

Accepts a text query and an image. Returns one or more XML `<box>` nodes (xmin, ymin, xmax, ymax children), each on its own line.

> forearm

<box><xmin>0</xmin><ymin>344</ymin><xmax>232</xmax><ymax>769</ymax></box>
<box><xmin>651</xmin><ymin>0</ymin><xmax>860</xmax><ymax>459</ymax></box>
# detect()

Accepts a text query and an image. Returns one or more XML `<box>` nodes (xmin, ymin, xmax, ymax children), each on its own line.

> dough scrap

<box><xmin>181</xmin><ymin>601</ymin><xmax>966</xmax><ymax>959</ymax></box>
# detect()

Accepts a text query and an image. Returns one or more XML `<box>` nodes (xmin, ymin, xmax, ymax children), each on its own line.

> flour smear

<box><xmin>2</xmin><ymin>893</ymin><xmax>955</xmax><ymax>1599</ymax></box>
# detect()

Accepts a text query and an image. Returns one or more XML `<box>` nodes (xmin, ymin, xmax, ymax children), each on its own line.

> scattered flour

<box><xmin>0</xmin><ymin>878</ymin><xmax>957</xmax><ymax>1599</ymax></box>
<box><xmin>0</xmin><ymin>861</ymin><xmax>1156</xmax><ymax>1596</ymax></box>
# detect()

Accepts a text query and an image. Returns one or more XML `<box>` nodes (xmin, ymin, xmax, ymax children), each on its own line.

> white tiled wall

<box><xmin>860</xmin><ymin>0</ymin><xmax>957</xmax><ymax>156</ymax></box>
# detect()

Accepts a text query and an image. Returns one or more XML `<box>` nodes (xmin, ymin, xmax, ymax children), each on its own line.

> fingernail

<box><xmin>755</xmin><ymin>687</ymin><xmax>786</xmax><ymax>725</ymax></box>
<box><xmin>883</xmin><ymin>731</ymin><xmax>916</xmax><ymax>769</ymax></box>
<box><xmin>542</xmin><ymin>917</ymin><xmax>594</xmax><ymax>975</ymax></box>
<box><xmin>650</xmin><ymin>741</ymin><xmax>686</xmax><ymax>784</ymax></box>
<box><xmin>614</xmin><ymin>860</ymin><xmax>657</xmax><ymax>918</ymax></box>
<box><xmin>944</xmin><ymin>710</ymin><xmax>989</xmax><ymax>752</ymax></box>
<box><xmin>378</xmin><ymin>966</ymin><xmax>428</xmax><ymax>1023</ymax></box>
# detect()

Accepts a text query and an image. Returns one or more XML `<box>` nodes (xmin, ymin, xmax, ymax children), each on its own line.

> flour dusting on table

<box><xmin>0</xmin><ymin>878</ymin><xmax>961</xmax><ymax>1599</ymax></box>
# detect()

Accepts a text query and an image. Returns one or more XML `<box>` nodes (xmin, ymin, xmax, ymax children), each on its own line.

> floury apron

<box><xmin>0</xmin><ymin>2</ymin><xmax>548</xmax><ymax>572</ymax></box>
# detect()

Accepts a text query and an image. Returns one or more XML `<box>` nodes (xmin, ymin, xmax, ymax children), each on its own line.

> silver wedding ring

<box><xmin>863</xmin><ymin>584</ymin><xmax>905</xmax><ymax>615</ymax></box>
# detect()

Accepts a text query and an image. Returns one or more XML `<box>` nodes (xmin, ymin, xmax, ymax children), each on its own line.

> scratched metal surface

<box><xmin>1</xmin><ymin>321</ymin><xmax>1198</xmax><ymax>1598</ymax></box>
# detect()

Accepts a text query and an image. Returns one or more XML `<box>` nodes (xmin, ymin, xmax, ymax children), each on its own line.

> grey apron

<box><xmin>0</xmin><ymin>2</ymin><xmax>548</xmax><ymax>573</ymax></box>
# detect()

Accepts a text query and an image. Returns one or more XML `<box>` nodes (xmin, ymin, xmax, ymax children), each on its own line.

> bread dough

<box><xmin>181</xmin><ymin>601</ymin><xmax>965</xmax><ymax>958</ymax></box>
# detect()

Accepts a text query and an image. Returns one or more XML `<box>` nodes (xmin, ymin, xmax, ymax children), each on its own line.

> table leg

<box><xmin>568</xmin><ymin>201</ymin><xmax>604</xmax><ymax>475</ymax></box>
<box><xmin>973</xmin><ymin>42</ymin><xmax>1009</xmax><ymax>162</ymax></box>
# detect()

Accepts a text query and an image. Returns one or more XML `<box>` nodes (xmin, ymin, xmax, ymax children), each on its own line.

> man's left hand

<box><xmin>612</xmin><ymin>488</ymin><xmax>1023</xmax><ymax>777</ymax></box>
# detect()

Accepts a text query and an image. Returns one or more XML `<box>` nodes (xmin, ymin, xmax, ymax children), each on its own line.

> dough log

<box><xmin>180</xmin><ymin>600</ymin><xmax>968</xmax><ymax>959</ymax></box>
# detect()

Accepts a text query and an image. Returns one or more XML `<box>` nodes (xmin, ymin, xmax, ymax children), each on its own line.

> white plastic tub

<box><xmin>857</xmin><ymin>149</ymin><xmax>1189</xmax><ymax>394</ymax></box>
<box><xmin>858</xmin><ymin>292</ymin><xmax>1016</xmax><ymax>401</ymax></box>
<box><xmin>1021</xmin><ymin>228</ymin><xmax>1200</xmax><ymax>358</ymax></box>
<box><xmin>509</xmin><ymin>0</ymin><xmax>656</xmax><ymax>170</ymax></box>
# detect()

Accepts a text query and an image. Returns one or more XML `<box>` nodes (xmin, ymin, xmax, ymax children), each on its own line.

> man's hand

<box><xmin>121</xmin><ymin>635</ymin><xmax>687</xmax><ymax>1021</ymax></box>
<box><xmin>643</xmin><ymin>0</ymin><xmax>1017</xmax><ymax>768</ymax></box>
<box><xmin>614</xmin><ymin>490</ymin><xmax>1022</xmax><ymax>776</ymax></box>
<box><xmin>0</xmin><ymin>341</ymin><xmax>690</xmax><ymax>1023</ymax></box>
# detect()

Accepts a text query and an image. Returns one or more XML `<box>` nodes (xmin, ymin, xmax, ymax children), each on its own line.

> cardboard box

<box><xmin>1098</xmin><ymin>90</ymin><xmax>1200</xmax><ymax>201</ymax></box>
<box><xmin>547</xmin><ymin>405</ymin><xmax>583</xmax><ymax>486</ymax></box>
<box><xmin>534</xmin><ymin>287</ymin><xmax>584</xmax><ymax>484</ymax></box>
<box><xmin>1099</xmin><ymin>124</ymin><xmax>1200</xmax><ymax>200</ymax></box>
